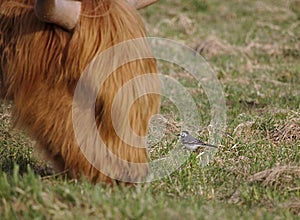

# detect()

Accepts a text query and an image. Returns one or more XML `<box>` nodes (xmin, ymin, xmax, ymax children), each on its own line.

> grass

<box><xmin>1</xmin><ymin>0</ymin><xmax>300</xmax><ymax>219</ymax></box>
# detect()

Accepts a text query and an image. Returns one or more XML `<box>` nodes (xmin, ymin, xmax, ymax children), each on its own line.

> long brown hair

<box><xmin>0</xmin><ymin>0</ymin><xmax>160</xmax><ymax>184</ymax></box>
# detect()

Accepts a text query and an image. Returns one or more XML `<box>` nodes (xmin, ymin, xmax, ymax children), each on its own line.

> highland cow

<box><xmin>0</xmin><ymin>0</ymin><xmax>160</xmax><ymax>184</ymax></box>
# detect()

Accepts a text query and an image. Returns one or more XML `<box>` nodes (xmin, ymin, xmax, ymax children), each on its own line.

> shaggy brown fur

<box><xmin>0</xmin><ymin>0</ymin><xmax>160</xmax><ymax>184</ymax></box>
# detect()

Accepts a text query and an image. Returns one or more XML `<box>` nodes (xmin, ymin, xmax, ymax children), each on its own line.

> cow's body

<box><xmin>0</xmin><ymin>0</ymin><xmax>160</xmax><ymax>184</ymax></box>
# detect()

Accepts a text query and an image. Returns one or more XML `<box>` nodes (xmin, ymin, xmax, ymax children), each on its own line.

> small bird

<box><xmin>180</xmin><ymin>130</ymin><xmax>218</xmax><ymax>151</ymax></box>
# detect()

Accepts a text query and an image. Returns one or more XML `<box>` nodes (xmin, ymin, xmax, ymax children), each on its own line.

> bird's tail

<box><xmin>203</xmin><ymin>143</ymin><xmax>218</xmax><ymax>148</ymax></box>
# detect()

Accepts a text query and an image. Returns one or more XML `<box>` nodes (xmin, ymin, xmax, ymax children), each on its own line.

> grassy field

<box><xmin>1</xmin><ymin>0</ymin><xmax>300</xmax><ymax>219</ymax></box>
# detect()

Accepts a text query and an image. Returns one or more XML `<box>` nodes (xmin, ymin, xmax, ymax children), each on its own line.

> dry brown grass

<box><xmin>248</xmin><ymin>165</ymin><xmax>300</xmax><ymax>186</ymax></box>
<box><xmin>272</xmin><ymin>111</ymin><xmax>300</xmax><ymax>144</ymax></box>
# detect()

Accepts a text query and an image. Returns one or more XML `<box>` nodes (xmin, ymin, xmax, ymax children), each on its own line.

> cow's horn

<box><xmin>34</xmin><ymin>0</ymin><xmax>82</xmax><ymax>30</ymax></box>
<box><xmin>34</xmin><ymin>0</ymin><xmax>158</xmax><ymax>31</ymax></box>
<box><xmin>128</xmin><ymin>0</ymin><xmax>158</xmax><ymax>9</ymax></box>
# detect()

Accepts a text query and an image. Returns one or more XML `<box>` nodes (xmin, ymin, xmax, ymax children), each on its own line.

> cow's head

<box><xmin>34</xmin><ymin>0</ymin><xmax>158</xmax><ymax>30</ymax></box>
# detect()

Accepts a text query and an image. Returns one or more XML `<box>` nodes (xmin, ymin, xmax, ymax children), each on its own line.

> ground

<box><xmin>0</xmin><ymin>0</ymin><xmax>299</xmax><ymax>219</ymax></box>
